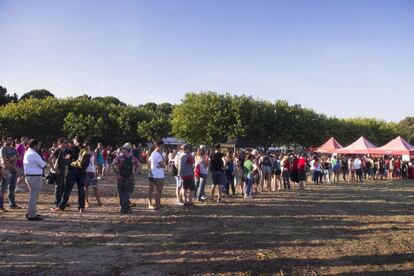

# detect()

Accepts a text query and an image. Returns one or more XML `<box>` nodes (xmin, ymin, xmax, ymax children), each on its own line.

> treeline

<box><xmin>0</xmin><ymin>86</ymin><xmax>412</xmax><ymax>147</ymax></box>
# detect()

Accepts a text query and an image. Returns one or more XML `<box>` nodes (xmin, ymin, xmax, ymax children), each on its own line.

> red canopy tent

<box><xmin>370</xmin><ymin>136</ymin><xmax>414</xmax><ymax>155</ymax></box>
<box><xmin>314</xmin><ymin>137</ymin><xmax>343</xmax><ymax>153</ymax></box>
<box><xmin>336</xmin><ymin>136</ymin><xmax>377</xmax><ymax>154</ymax></box>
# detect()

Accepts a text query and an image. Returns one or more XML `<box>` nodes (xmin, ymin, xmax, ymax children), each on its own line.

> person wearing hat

<box><xmin>111</xmin><ymin>143</ymin><xmax>140</xmax><ymax>214</ymax></box>
<box><xmin>178</xmin><ymin>143</ymin><xmax>196</xmax><ymax>206</ymax></box>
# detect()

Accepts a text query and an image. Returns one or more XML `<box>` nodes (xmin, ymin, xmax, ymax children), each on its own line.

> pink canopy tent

<box><xmin>315</xmin><ymin>137</ymin><xmax>343</xmax><ymax>153</ymax></box>
<box><xmin>336</xmin><ymin>136</ymin><xmax>377</xmax><ymax>154</ymax></box>
<box><xmin>370</xmin><ymin>136</ymin><xmax>414</xmax><ymax>155</ymax></box>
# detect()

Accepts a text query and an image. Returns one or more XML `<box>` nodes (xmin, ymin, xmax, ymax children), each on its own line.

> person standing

<box><xmin>224</xmin><ymin>151</ymin><xmax>236</xmax><ymax>195</ymax></box>
<box><xmin>112</xmin><ymin>143</ymin><xmax>140</xmax><ymax>214</ymax></box>
<box><xmin>84</xmin><ymin>144</ymin><xmax>102</xmax><ymax>207</ymax></box>
<box><xmin>195</xmin><ymin>147</ymin><xmax>209</xmax><ymax>201</ymax></box>
<box><xmin>0</xmin><ymin>136</ymin><xmax>22</xmax><ymax>211</ymax></box>
<box><xmin>281</xmin><ymin>156</ymin><xmax>291</xmax><ymax>190</ymax></box>
<box><xmin>23</xmin><ymin>139</ymin><xmax>47</xmax><ymax>221</ymax></box>
<box><xmin>210</xmin><ymin>144</ymin><xmax>225</xmax><ymax>203</ymax></box>
<box><xmin>331</xmin><ymin>154</ymin><xmax>340</xmax><ymax>183</ymax></box>
<box><xmin>178</xmin><ymin>144</ymin><xmax>196</xmax><ymax>206</ymax></box>
<box><xmin>297</xmin><ymin>154</ymin><xmax>307</xmax><ymax>190</ymax></box>
<box><xmin>243</xmin><ymin>154</ymin><xmax>254</xmax><ymax>199</ymax></box>
<box><xmin>354</xmin><ymin>156</ymin><xmax>363</xmax><ymax>182</ymax></box>
<box><xmin>95</xmin><ymin>143</ymin><xmax>105</xmax><ymax>179</ymax></box>
<box><xmin>49</xmin><ymin>137</ymin><xmax>68</xmax><ymax>207</ymax></box>
<box><xmin>52</xmin><ymin>137</ymin><xmax>91</xmax><ymax>213</ymax></box>
<box><xmin>148</xmin><ymin>140</ymin><xmax>165</xmax><ymax>210</ymax></box>
<box><xmin>15</xmin><ymin>136</ymin><xmax>29</xmax><ymax>192</ymax></box>
<box><xmin>259</xmin><ymin>152</ymin><xmax>273</xmax><ymax>192</ymax></box>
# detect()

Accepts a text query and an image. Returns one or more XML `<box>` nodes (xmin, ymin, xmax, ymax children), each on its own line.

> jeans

<box><xmin>59</xmin><ymin>167</ymin><xmax>86</xmax><ymax>210</ymax></box>
<box><xmin>282</xmin><ymin>171</ymin><xmax>291</xmax><ymax>190</ymax></box>
<box><xmin>117</xmin><ymin>178</ymin><xmax>132</xmax><ymax>213</ymax></box>
<box><xmin>244</xmin><ymin>175</ymin><xmax>253</xmax><ymax>197</ymax></box>
<box><xmin>195</xmin><ymin>173</ymin><xmax>207</xmax><ymax>199</ymax></box>
<box><xmin>25</xmin><ymin>176</ymin><xmax>43</xmax><ymax>218</ymax></box>
<box><xmin>225</xmin><ymin>174</ymin><xmax>235</xmax><ymax>195</ymax></box>
<box><xmin>54</xmin><ymin>172</ymin><xmax>66</xmax><ymax>207</ymax></box>
<box><xmin>0</xmin><ymin>170</ymin><xmax>17</xmax><ymax>208</ymax></box>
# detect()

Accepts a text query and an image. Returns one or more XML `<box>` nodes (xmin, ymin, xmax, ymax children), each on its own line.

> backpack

<box><xmin>120</xmin><ymin>157</ymin><xmax>133</xmax><ymax>178</ymax></box>
<box><xmin>262</xmin><ymin>156</ymin><xmax>271</xmax><ymax>166</ymax></box>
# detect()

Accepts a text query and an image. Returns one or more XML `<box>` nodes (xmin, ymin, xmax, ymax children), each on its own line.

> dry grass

<box><xmin>0</xmin><ymin>172</ymin><xmax>413</xmax><ymax>275</ymax></box>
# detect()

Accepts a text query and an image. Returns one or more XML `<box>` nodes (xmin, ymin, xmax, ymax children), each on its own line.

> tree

<box><xmin>20</xmin><ymin>89</ymin><xmax>55</xmax><ymax>100</ymax></box>
<box><xmin>137</xmin><ymin>113</ymin><xmax>171</xmax><ymax>143</ymax></box>
<box><xmin>0</xmin><ymin>86</ymin><xmax>18</xmax><ymax>106</ymax></box>
<box><xmin>93</xmin><ymin>96</ymin><xmax>126</xmax><ymax>106</ymax></box>
<box><xmin>63</xmin><ymin>112</ymin><xmax>106</xmax><ymax>142</ymax></box>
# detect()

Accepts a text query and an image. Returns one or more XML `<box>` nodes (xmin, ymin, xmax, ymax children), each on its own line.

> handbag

<box><xmin>46</xmin><ymin>171</ymin><xmax>57</xmax><ymax>185</ymax></box>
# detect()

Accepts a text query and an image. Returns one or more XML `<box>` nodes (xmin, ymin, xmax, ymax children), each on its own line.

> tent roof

<box><xmin>336</xmin><ymin>136</ymin><xmax>377</xmax><ymax>154</ymax></box>
<box><xmin>315</xmin><ymin>137</ymin><xmax>343</xmax><ymax>153</ymax></box>
<box><xmin>370</xmin><ymin>136</ymin><xmax>414</xmax><ymax>155</ymax></box>
<box><xmin>222</xmin><ymin>137</ymin><xmax>255</xmax><ymax>148</ymax></box>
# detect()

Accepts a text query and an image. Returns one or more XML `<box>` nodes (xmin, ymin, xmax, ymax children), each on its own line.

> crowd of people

<box><xmin>0</xmin><ymin>135</ymin><xmax>411</xmax><ymax>221</ymax></box>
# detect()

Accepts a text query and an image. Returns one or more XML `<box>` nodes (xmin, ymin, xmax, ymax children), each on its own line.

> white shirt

<box><xmin>150</xmin><ymin>151</ymin><xmax>165</xmax><ymax>179</ymax></box>
<box><xmin>86</xmin><ymin>154</ymin><xmax>96</xmax><ymax>173</ymax></box>
<box><xmin>354</xmin><ymin>159</ymin><xmax>362</xmax><ymax>170</ymax></box>
<box><xmin>24</xmin><ymin>148</ymin><xmax>47</xmax><ymax>175</ymax></box>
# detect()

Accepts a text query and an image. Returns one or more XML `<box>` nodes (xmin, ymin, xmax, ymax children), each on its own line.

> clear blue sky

<box><xmin>1</xmin><ymin>0</ymin><xmax>413</xmax><ymax>121</ymax></box>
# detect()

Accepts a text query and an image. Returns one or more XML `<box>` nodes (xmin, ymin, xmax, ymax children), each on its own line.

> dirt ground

<box><xmin>0</xmin><ymin>171</ymin><xmax>413</xmax><ymax>276</ymax></box>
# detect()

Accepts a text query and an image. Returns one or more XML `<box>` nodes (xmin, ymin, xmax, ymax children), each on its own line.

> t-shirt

<box><xmin>150</xmin><ymin>151</ymin><xmax>165</xmax><ymax>179</ymax></box>
<box><xmin>15</xmin><ymin>144</ymin><xmax>26</xmax><ymax>168</ymax></box>
<box><xmin>113</xmin><ymin>154</ymin><xmax>140</xmax><ymax>180</ymax></box>
<box><xmin>354</xmin><ymin>159</ymin><xmax>362</xmax><ymax>170</ymax></box>
<box><xmin>298</xmin><ymin>157</ymin><xmax>307</xmax><ymax>171</ymax></box>
<box><xmin>0</xmin><ymin>145</ymin><xmax>18</xmax><ymax>169</ymax></box>
<box><xmin>178</xmin><ymin>153</ymin><xmax>194</xmax><ymax>180</ymax></box>
<box><xmin>243</xmin><ymin>159</ymin><xmax>254</xmax><ymax>176</ymax></box>
<box><xmin>210</xmin><ymin>152</ymin><xmax>224</xmax><ymax>172</ymax></box>
<box><xmin>86</xmin><ymin>154</ymin><xmax>96</xmax><ymax>173</ymax></box>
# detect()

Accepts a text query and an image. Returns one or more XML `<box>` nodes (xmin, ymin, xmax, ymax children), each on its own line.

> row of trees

<box><xmin>171</xmin><ymin>92</ymin><xmax>403</xmax><ymax>147</ymax></box>
<box><xmin>0</xmin><ymin>87</ymin><xmax>412</xmax><ymax>148</ymax></box>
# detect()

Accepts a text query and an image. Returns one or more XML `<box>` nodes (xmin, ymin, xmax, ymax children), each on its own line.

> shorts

<box><xmin>85</xmin><ymin>172</ymin><xmax>98</xmax><ymax>188</ymax></box>
<box><xmin>261</xmin><ymin>166</ymin><xmax>272</xmax><ymax>175</ymax></box>
<box><xmin>151</xmin><ymin>178</ymin><xmax>164</xmax><ymax>188</ymax></box>
<box><xmin>212</xmin><ymin>171</ymin><xmax>225</xmax><ymax>186</ymax></box>
<box><xmin>183</xmin><ymin>178</ymin><xmax>195</xmax><ymax>191</ymax></box>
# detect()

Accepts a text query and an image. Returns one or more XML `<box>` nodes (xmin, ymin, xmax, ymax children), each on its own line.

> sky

<box><xmin>0</xmin><ymin>0</ymin><xmax>413</xmax><ymax>121</ymax></box>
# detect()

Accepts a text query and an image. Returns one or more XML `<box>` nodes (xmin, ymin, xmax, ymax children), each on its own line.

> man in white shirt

<box><xmin>354</xmin><ymin>156</ymin><xmax>363</xmax><ymax>182</ymax></box>
<box><xmin>23</xmin><ymin>139</ymin><xmax>47</xmax><ymax>221</ymax></box>
<box><xmin>148</xmin><ymin>140</ymin><xmax>165</xmax><ymax>210</ymax></box>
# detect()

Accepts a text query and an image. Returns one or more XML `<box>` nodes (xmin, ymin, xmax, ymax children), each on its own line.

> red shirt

<box><xmin>298</xmin><ymin>157</ymin><xmax>307</xmax><ymax>171</ymax></box>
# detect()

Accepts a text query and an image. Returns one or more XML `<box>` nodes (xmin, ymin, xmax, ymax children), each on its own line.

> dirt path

<box><xmin>1</xmin><ymin>174</ymin><xmax>413</xmax><ymax>275</ymax></box>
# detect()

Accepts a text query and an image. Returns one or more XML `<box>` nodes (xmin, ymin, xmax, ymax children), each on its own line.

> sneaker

<box><xmin>97</xmin><ymin>176</ymin><xmax>102</xmax><ymax>180</ymax></box>
<box><xmin>200</xmin><ymin>195</ymin><xmax>207</xmax><ymax>200</ymax></box>
<box><xmin>9</xmin><ymin>205</ymin><xmax>22</xmax><ymax>210</ymax></box>
<box><xmin>176</xmin><ymin>200</ymin><xmax>184</xmax><ymax>206</ymax></box>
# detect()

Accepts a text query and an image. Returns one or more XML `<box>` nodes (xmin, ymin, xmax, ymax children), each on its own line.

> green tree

<box><xmin>93</xmin><ymin>96</ymin><xmax>126</xmax><ymax>106</ymax></box>
<box><xmin>137</xmin><ymin>113</ymin><xmax>171</xmax><ymax>142</ymax></box>
<box><xmin>0</xmin><ymin>86</ymin><xmax>18</xmax><ymax>106</ymax></box>
<box><xmin>63</xmin><ymin>112</ymin><xmax>106</xmax><ymax>142</ymax></box>
<box><xmin>20</xmin><ymin>89</ymin><xmax>55</xmax><ymax>100</ymax></box>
